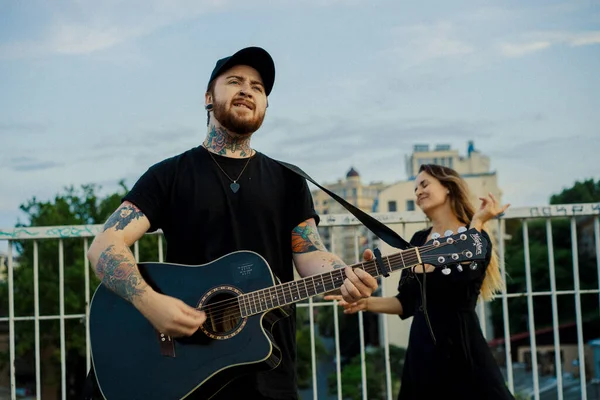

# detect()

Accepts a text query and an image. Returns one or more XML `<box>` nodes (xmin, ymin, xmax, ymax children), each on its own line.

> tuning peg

<box><xmin>437</xmin><ymin>256</ymin><xmax>446</xmax><ymax>264</ymax></box>
<box><xmin>469</xmin><ymin>261</ymin><xmax>478</xmax><ymax>270</ymax></box>
<box><xmin>432</xmin><ymin>232</ymin><xmax>441</xmax><ymax>239</ymax></box>
<box><xmin>444</xmin><ymin>230</ymin><xmax>454</xmax><ymax>237</ymax></box>
<box><xmin>442</xmin><ymin>266</ymin><xmax>451</xmax><ymax>275</ymax></box>
<box><xmin>457</xmin><ymin>226</ymin><xmax>467</xmax><ymax>233</ymax></box>
<box><xmin>457</xmin><ymin>264</ymin><xmax>463</xmax><ymax>272</ymax></box>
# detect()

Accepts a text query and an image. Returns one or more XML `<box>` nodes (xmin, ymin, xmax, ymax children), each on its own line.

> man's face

<box><xmin>209</xmin><ymin>64</ymin><xmax>268</xmax><ymax>135</ymax></box>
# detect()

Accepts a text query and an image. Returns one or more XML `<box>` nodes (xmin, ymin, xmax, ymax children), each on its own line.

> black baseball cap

<box><xmin>207</xmin><ymin>46</ymin><xmax>275</xmax><ymax>96</ymax></box>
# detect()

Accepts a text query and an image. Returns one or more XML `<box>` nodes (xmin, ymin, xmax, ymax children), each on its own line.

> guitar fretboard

<box><xmin>238</xmin><ymin>247</ymin><xmax>422</xmax><ymax>317</ymax></box>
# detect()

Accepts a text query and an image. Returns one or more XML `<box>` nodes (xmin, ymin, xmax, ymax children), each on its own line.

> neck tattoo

<box><xmin>204</xmin><ymin>125</ymin><xmax>252</xmax><ymax>157</ymax></box>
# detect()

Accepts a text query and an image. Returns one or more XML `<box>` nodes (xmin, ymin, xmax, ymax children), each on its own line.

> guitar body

<box><xmin>89</xmin><ymin>251</ymin><xmax>288</xmax><ymax>400</ymax></box>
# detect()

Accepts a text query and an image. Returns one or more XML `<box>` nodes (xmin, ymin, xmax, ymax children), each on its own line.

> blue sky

<box><xmin>1</xmin><ymin>0</ymin><xmax>599</xmax><ymax>232</ymax></box>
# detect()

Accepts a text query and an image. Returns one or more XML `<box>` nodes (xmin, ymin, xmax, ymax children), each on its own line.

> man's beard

<box><xmin>213</xmin><ymin>98</ymin><xmax>265</xmax><ymax>135</ymax></box>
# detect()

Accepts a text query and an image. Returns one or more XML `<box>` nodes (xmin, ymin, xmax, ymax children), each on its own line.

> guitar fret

<box><xmin>284</xmin><ymin>284</ymin><xmax>293</xmax><ymax>304</ymax></box>
<box><xmin>251</xmin><ymin>292</ymin><xmax>258</xmax><ymax>314</ymax></box>
<box><xmin>299</xmin><ymin>279</ymin><xmax>309</xmax><ymax>300</ymax></box>
<box><xmin>306</xmin><ymin>276</ymin><xmax>316</xmax><ymax>297</ymax></box>
<box><xmin>316</xmin><ymin>275</ymin><xmax>325</xmax><ymax>294</ymax></box>
<box><xmin>371</xmin><ymin>260</ymin><xmax>379</xmax><ymax>276</ymax></box>
<box><xmin>327</xmin><ymin>271</ymin><xmax>336</xmax><ymax>291</ymax></box>
<box><xmin>278</xmin><ymin>284</ymin><xmax>287</xmax><ymax>306</ymax></box>
<box><xmin>266</xmin><ymin>287</ymin><xmax>275</xmax><ymax>309</ymax></box>
<box><xmin>273</xmin><ymin>285</ymin><xmax>282</xmax><ymax>307</ymax></box>
<box><xmin>275</xmin><ymin>286</ymin><xmax>282</xmax><ymax>307</ymax></box>
<box><xmin>244</xmin><ymin>294</ymin><xmax>251</xmax><ymax>315</ymax></box>
<box><xmin>241</xmin><ymin>295</ymin><xmax>248</xmax><ymax>317</ymax></box>
<box><xmin>257</xmin><ymin>290</ymin><xmax>266</xmax><ymax>313</ymax></box>
<box><xmin>290</xmin><ymin>281</ymin><xmax>300</xmax><ymax>302</ymax></box>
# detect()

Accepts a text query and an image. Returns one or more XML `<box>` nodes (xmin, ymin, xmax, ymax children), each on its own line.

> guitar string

<box><xmin>199</xmin><ymin>250</ymin><xmax>472</xmax><ymax>320</ymax></box>
<box><xmin>196</xmin><ymin>239</ymin><xmax>462</xmax><ymax>313</ymax></box>
<box><xmin>201</xmin><ymin>251</ymin><xmax>477</xmax><ymax>324</ymax></box>
<box><xmin>200</xmin><ymin>251</ymin><xmax>430</xmax><ymax>315</ymax></box>
<box><xmin>202</xmin><ymin>251</ymin><xmax>480</xmax><ymax>327</ymax></box>
<box><xmin>197</xmin><ymin>240</ymin><xmax>473</xmax><ymax>316</ymax></box>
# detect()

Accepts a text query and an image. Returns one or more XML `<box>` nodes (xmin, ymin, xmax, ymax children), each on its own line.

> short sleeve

<box><xmin>122</xmin><ymin>161</ymin><xmax>174</xmax><ymax>232</ymax></box>
<box><xmin>395</xmin><ymin>269</ymin><xmax>418</xmax><ymax>320</ymax></box>
<box><xmin>286</xmin><ymin>169</ymin><xmax>320</xmax><ymax>231</ymax></box>
<box><xmin>394</xmin><ymin>230</ymin><xmax>427</xmax><ymax>320</ymax></box>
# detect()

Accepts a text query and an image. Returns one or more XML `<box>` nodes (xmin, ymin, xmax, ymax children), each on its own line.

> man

<box><xmin>86</xmin><ymin>46</ymin><xmax>378</xmax><ymax>399</ymax></box>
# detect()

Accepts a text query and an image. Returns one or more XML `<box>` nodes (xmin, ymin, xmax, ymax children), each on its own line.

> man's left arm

<box><xmin>291</xmin><ymin>218</ymin><xmax>378</xmax><ymax>303</ymax></box>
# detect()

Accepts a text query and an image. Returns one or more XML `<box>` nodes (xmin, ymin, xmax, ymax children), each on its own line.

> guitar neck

<box><xmin>238</xmin><ymin>247</ymin><xmax>422</xmax><ymax>317</ymax></box>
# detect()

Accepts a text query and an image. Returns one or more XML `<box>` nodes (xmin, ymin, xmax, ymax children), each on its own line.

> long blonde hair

<box><xmin>418</xmin><ymin>164</ymin><xmax>504</xmax><ymax>301</ymax></box>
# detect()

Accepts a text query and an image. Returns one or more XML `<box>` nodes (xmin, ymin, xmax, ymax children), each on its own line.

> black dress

<box><xmin>395</xmin><ymin>228</ymin><xmax>515</xmax><ymax>400</ymax></box>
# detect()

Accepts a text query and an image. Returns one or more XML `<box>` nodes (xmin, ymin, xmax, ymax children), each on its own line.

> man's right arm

<box><xmin>88</xmin><ymin>201</ymin><xmax>205</xmax><ymax>336</ymax></box>
<box><xmin>87</xmin><ymin>201</ymin><xmax>151</xmax><ymax>306</ymax></box>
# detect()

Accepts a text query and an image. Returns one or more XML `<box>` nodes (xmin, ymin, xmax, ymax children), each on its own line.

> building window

<box><xmin>388</xmin><ymin>201</ymin><xmax>397</xmax><ymax>212</ymax></box>
<box><xmin>406</xmin><ymin>200</ymin><xmax>415</xmax><ymax>211</ymax></box>
<box><xmin>352</xmin><ymin>188</ymin><xmax>357</xmax><ymax>197</ymax></box>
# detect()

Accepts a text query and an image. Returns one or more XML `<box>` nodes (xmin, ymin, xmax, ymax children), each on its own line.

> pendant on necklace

<box><xmin>230</xmin><ymin>182</ymin><xmax>240</xmax><ymax>193</ymax></box>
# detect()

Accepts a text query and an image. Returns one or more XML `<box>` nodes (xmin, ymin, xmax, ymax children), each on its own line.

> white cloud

<box><xmin>0</xmin><ymin>0</ymin><xmax>370</xmax><ymax>59</ymax></box>
<box><xmin>499</xmin><ymin>31</ymin><xmax>600</xmax><ymax>58</ymax></box>
<box><xmin>0</xmin><ymin>0</ymin><xmax>234</xmax><ymax>58</ymax></box>
<box><xmin>388</xmin><ymin>22</ymin><xmax>474</xmax><ymax>65</ymax></box>
<box><xmin>500</xmin><ymin>41</ymin><xmax>552</xmax><ymax>58</ymax></box>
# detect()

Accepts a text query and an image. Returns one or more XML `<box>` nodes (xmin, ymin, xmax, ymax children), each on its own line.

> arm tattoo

<box><xmin>96</xmin><ymin>245</ymin><xmax>147</xmax><ymax>303</ymax></box>
<box><xmin>103</xmin><ymin>203</ymin><xmax>145</xmax><ymax>232</ymax></box>
<box><xmin>322</xmin><ymin>255</ymin><xmax>346</xmax><ymax>269</ymax></box>
<box><xmin>292</xmin><ymin>220</ymin><xmax>328</xmax><ymax>253</ymax></box>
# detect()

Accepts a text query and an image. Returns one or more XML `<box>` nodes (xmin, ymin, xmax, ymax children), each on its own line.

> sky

<box><xmin>1</xmin><ymin>0</ymin><xmax>599</xmax><ymax>233</ymax></box>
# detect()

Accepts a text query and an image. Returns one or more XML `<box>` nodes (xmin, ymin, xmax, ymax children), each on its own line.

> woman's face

<box><xmin>414</xmin><ymin>171</ymin><xmax>449</xmax><ymax>214</ymax></box>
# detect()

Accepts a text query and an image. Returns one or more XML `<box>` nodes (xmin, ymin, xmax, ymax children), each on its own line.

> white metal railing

<box><xmin>0</xmin><ymin>203</ymin><xmax>599</xmax><ymax>400</ymax></box>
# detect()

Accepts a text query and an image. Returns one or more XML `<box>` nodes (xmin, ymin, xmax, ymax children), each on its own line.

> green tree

<box><xmin>0</xmin><ymin>182</ymin><xmax>160</xmax><ymax>398</ymax></box>
<box><xmin>327</xmin><ymin>345</ymin><xmax>405</xmax><ymax>400</ymax></box>
<box><xmin>550</xmin><ymin>179</ymin><xmax>600</xmax><ymax>204</ymax></box>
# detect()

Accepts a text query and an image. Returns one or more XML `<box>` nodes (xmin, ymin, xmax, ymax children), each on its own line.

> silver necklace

<box><xmin>206</xmin><ymin>149</ymin><xmax>253</xmax><ymax>193</ymax></box>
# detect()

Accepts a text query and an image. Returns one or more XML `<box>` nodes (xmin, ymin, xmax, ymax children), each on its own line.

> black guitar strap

<box><xmin>274</xmin><ymin>159</ymin><xmax>412</xmax><ymax>251</ymax></box>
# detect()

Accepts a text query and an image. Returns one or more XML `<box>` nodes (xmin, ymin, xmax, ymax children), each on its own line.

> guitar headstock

<box><xmin>418</xmin><ymin>228</ymin><xmax>488</xmax><ymax>274</ymax></box>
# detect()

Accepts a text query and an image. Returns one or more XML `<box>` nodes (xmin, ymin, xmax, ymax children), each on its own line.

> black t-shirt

<box><xmin>123</xmin><ymin>145</ymin><xmax>319</xmax><ymax>399</ymax></box>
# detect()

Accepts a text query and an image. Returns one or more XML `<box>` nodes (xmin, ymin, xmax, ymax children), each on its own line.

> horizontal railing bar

<box><xmin>0</xmin><ymin>314</ymin><xmax>86</xmax><ymax>322</ymax></box>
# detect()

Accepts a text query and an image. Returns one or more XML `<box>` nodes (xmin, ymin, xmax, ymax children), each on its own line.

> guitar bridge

<box><xmin>156</xmin><ymin>331</ymin><xmax>176</xmax><ymax>357</ymax></box>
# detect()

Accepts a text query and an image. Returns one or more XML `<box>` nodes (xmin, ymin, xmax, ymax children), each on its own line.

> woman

<box><xmin>326</xmin><ymin>164</ymin><xmax>514</xmax><ymax>400</ymax></box>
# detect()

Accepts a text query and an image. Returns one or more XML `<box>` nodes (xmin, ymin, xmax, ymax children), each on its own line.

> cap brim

<box><xmin>212</xmin><ymin>47</ymin><xmax>275</xmax><ymax>96</ymax></box>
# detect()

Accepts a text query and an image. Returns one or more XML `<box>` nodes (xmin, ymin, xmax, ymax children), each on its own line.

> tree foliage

<box><xmin>327</xmin><ymin>345</ymin><xmax>405</xmax><ymax>400</ymax></box>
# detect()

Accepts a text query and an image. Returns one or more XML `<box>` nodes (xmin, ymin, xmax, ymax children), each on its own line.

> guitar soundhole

<box><xmin>199</xmin><ymin>287</ymin><xmax>246</xmax><ymax>340</ymax></box>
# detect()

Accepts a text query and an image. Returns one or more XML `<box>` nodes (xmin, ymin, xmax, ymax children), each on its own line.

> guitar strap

<box><xmin>274</xmin><ymin>159</ymin><xmax>412</xmax><ymax>251</ymax></box>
